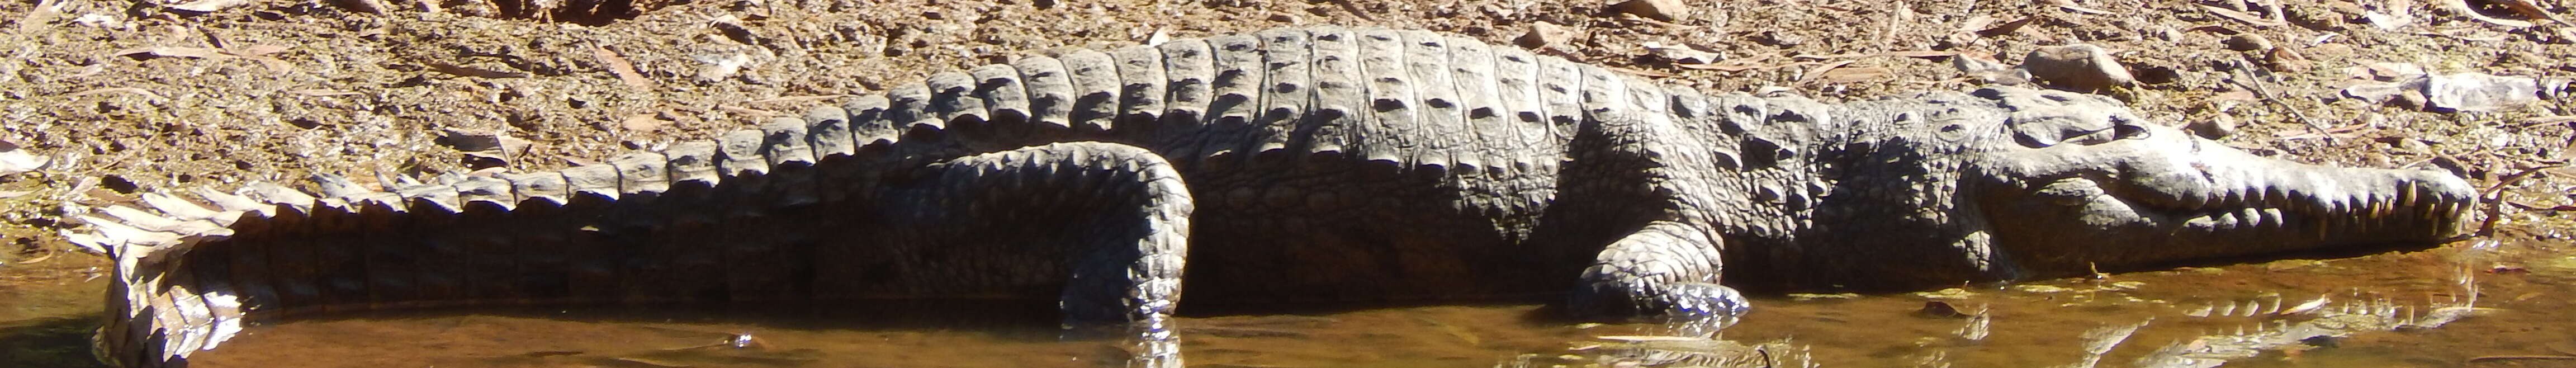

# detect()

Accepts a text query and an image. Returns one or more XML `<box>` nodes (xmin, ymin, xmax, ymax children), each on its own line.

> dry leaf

<box><xmin>1820</xmin><ymin>67</ymin><xmax>1894</xmax><ymax>83</ymax></box>
<box><xmin>1977</xmin><ymin>17</ymin><xmax>2037</xmax><ymax>37</ymax></box>
<box><xmin>18</xmin><ymin>0</ymin><xmax>62</xmax><ymax>32</ymax></box>
<box><xmin>1609</xmin><ymin>67</ymin><xmax>1676</xmax><ymax>78</ymax></box>
<box><xmin>593</xmin><ymin>47</ymin><xmax>654</xmax><ymax>88</ymax></box>
<box><xmin>1880</xmin><ymin>50</ymin><xmax>1959</xmax><ymax>58</ymax></box>
<box><xmin>1675</xmin><ymin>63</ymin><xmax>1764</xmax><ymax>72</ymax></box>
<box><xmin>230</xmin><ymin>44</ymin><xmax>290</xmax><ymax>57</ymax></box>
<box><xmin>1801</xmin><ymin>60</ymin><xmax>1853</xmax><ymax>82</ymax></box>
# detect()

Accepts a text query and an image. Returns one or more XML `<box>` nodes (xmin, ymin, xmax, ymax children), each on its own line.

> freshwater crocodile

<box><xmin>65</xmin><ymin>26</ymin><xmax>2476</xmax><ymax>367</ymax></box>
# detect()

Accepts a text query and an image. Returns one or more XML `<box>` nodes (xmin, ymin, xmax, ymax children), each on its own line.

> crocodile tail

<box><xmin>67</xmin><ymin>25</ymin><xmax>1535</xmax><ymax>366</ymax></box>
<box><xmin>63</xmin><ymin>54</ymin><xmax>1115</xmax><ymax>366</ymax></box>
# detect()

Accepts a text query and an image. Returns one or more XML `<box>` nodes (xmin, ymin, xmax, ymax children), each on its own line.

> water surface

<box><xmin>126</xmin><ymin>238</ymin><xmax>2573</xmax><ymax>367</ymax></box>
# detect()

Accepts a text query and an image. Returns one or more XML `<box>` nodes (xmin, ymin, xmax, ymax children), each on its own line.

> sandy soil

<box><xmin>2</xmin><ymin>0</ymin><xmax>2573</xmax><ymax>364</ymax></box>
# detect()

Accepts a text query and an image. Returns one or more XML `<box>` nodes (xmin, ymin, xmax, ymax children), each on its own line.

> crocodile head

<box><xmin>1960</xmin><ymin>87</ymin><xmax>2475</xmax><ymax>275</ymax></box>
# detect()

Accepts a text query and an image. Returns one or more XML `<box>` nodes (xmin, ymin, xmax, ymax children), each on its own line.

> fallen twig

<box><xmin>2473</xmin><ymin>162</ymin><xmax>2567</xmax><ymax>238</ymax></box>
<box><xmin>2504</xmin><ymin>201</ymin><xmax>2575</xmax><ymax>211</ymax></box>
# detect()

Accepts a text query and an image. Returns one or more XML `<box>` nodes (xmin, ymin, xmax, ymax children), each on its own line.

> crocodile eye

<box><xmin>2113</xmin><ymin>124</ymin><xmax>2148</xmax><ymax>140</ymax></box>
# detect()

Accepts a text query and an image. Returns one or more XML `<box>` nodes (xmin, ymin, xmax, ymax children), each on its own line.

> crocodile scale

<box><xmin>67</xmin><ymin>26</ymin><xmax>2475</xmax><ymax>367</ymax></box>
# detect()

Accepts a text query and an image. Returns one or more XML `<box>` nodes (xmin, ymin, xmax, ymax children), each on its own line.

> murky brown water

<box><xmin>10</xmin><ymin>238</ymin><xmax>2575</xmax><ymax>367</ymax></box>
<box><xmin>198</xmin><ymin>240</ymin><xmax>2576</xmax><ymax>367</ymax></box>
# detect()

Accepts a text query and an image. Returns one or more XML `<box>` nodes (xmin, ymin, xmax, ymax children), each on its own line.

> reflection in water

<box><xmin>84</xmin><ymin>239</ymin><xmax>2576</xmax><ymax>367</ymax></box>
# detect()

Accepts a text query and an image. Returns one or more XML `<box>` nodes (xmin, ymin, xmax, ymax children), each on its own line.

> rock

<box><xmin>1514</xmin><ymin>22</ymin><xmax>1570</xmax><ymax>49</ymax></box>
<box><xmin>2223</xmin><ymin>34</ymin><xmax>2272</xmax><ymax>51</ymax></box>
<box><xmin>2020</xmin><ymin>44</ymin><xmax>2134</xmax><ymax>92</ymax></box>
<box><xmin>2262</xmin><ymin>46</ymin><xmax>2311</xmax><ymax>73</ymax></box>
<box><xmin>2343</xmin><ymin>72</ymin><xmax>2570</xmax><ymax>112</ymax></box>
<box><xmin>0</xmin><ymin>141</ymin><xmax>50</xmax><ymax>178</ymax></box>
<box><xmin>437</xmin><ymin>129</ymin><xmax>532</xmax><ymax>168</ymax></box>
<box><xmin>1608</xmin><ymin>0</ymin><xmax>1689</xmax><ymax>21</ymax></box>
<box><xmin>1754</xmin><ymin>30</ymin><xmax>1804</xmax><ymax>47</ymax></box>
<box><xmin>1953</xmin><ymin>55</ymin><xmax>2030</xmax><ymax>85</ymax></box>
<box><xmin>2307</xmin><ymin>43</ymin><xmax>2355</xmax><ymax>59</ymax></box>
<box><xmin>2190</xmin><ymin>114</ymin><xmax>2237</xmax><ymax>139</ymax></box>
<box><xmin>1918</xmin><ymin>301</ymin><xmax>1971</xmax><ymax>318</ymax></box>
<box><xmin>1641</xmin><ymin>42</ymin><xmax>1723</xmax><ymax>64</ymax></box>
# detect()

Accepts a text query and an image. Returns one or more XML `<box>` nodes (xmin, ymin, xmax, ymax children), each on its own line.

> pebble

<box><xmin>1608</xmin><ymin>0</ymin><xmax>1688</xmax><ymax>21</ymax></box>
<box><xmin>1514</xmin><ymin>22</ymin><xmax>1570</xmax><ymax>49</ymax></box>
<box><xmin>1952</xmin><ymin>55</ymin><xmax>2030</xmax><ymax>85</ymax></box>
<box><xmin>2263</xmin><ymin>46</ymin><xmax>2311</xmax><ymax>73</ymax></box>
<box><xmin>2223</xmin><ymin>34</ymin><xmax>2272</xmax><ymax>51</ymax></box>
<box><xmin>2189</xmin><ymin>114</ymin><xmax>2237</xmax><ymax>139</ymax></box>
<box><xmin>0</xmin><ymin>143</ymin><xmax>48</xmax><ymax>178</ymax></box>
<box><xmin>2020</xmin><ymin>44</ymin><xmax>2133</xmax><ymax>92</ymax></box>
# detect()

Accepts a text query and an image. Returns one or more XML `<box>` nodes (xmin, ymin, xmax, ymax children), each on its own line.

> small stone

<box><xmin>1953</xmin><ymin>55</ymin><xmax>2030</xmax><ymax>85</ymax></box>
<box><xmin>2263</xmin><ymin>46</ymin><xmax>2311</xmax><ymax>73</ymax></box>
<box><xmin>437</xmin><ymin>129</ymin><xmax>532</xmax><ymax>159</ymax></box>
<box><xmin>1515</xmin><ymin>22</ymin><xmax>1571</xmax><ymax>49</ymax></box>
<box><xmin>1608</xmin><ymin>0</ymin><xmax>1689</xmax><ymax>21</ymax></box>
<box><xmin>1754</xmin><ymin>30</ymin><xmax>1804</xmax><ymax>47</ymax></box>
<box><xmin>0</xmin><ymin>141</ymin><xmax>49</xmax><ymax>178</ymax></box>
<box><xmin>2307</xmin><ymin>43</ymin><xmax>2355</xmax><ymax>59</ymax></box>
<box><xmin>2020</xmin><ymin>44</ymin><xmax>2134</xmax><ymax>92</ymax></box>
<box><xmin>2190</xmin><ymin>114</ymin><xmax>2237</xmax><ymax>139</ymax></box>
<box><xmin>2223</xmin><ymin>34</ymin><xmax>2272</xmax><ymax>51</ymax></box>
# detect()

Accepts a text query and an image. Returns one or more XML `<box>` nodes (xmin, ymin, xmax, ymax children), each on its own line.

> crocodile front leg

<box><xmin>1559</xmin><ymin>108</ymin><xmax>1748</xmax><ymax>322</ymax></box>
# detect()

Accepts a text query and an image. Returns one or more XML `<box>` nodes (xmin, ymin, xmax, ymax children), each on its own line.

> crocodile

<box><xmin>64</xmin><ymin>26</ymin><xmax>2476</xmax><ymax>367</ymax></box>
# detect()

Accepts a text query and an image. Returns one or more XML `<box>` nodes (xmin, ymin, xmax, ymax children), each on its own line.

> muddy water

<box><xmin>10</xmin><ymin>238</ymin><xmax>2574</xmax><ymax>367</ymax></box>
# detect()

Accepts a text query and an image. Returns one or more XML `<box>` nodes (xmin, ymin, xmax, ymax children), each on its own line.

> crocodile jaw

<box><xmin>1963</xmin><ymin>90</ymin><xmax>2474</xmax><ymax>274</ymax></box>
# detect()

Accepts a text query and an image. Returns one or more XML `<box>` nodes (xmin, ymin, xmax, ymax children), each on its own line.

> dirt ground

<box><xmin>2</xmin><ymin>0</ymin><xmax>2574</xmax><ymax>364</ymax></box>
